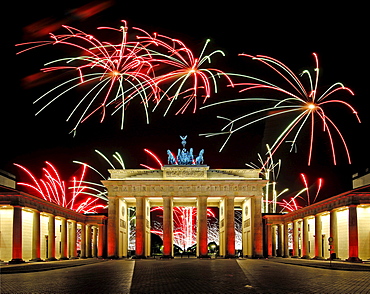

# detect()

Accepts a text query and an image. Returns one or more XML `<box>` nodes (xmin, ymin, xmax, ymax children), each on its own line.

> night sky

<box><xmin>3</xmin><ymin>1</ymin><xmax>369</xmax><ymax>205</ymax></box>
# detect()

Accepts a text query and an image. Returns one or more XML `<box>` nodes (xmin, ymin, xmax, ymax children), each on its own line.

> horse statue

<box><xmin>195</xmin><ymin>149</ymin><xmax>204</xmax><ymax>165</ymax></box>
<box><xmin>167</xmin><ymin>150</ymin><xmax>177</xmax><ymax>165</ymax></box>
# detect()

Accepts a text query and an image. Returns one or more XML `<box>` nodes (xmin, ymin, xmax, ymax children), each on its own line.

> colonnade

<box><xmin>0</xmin><ymin>204</ymin><xmax>106</xmax><ymax>263</ymax></box>
<box><xmin>107</xmin><ymin>194</ymin><xmax>264</xmax><ymax>259</ymax></box>
<box><xmin>265</xmin><ymin>204</ymin><xmax>370</xmax><ymax>261</ymax></box>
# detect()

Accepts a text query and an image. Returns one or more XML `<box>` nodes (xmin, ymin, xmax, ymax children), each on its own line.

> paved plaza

<box><xmin>1</xmin><ymin>258</ymin><xmax>370</xmax><ymax>293</ymax></box>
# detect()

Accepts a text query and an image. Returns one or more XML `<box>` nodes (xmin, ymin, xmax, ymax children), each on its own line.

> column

<box><xmin>301</xmin><ymin>217</ymin><xmax>310</xmax><ymax>259</ymax></box>
<box><xmin>329</xmin><ymin>209</ymin><xmax>338</xmax><ymax>259</ymax></box>
<box><xmin>277</xmin><ymin>223</ymin><xmax>284</xmax><ymax>257</ymax></box>
<box><xmin>225</xmin><ymin>196</ymin><xmax>235</xmax><ymax>258</ymax></box>
<box><xmin>266</xmin><ymin>223</ymin><xmax>273</xmax><ymax>258</ymax></box>
<box><xmin>135</xmin><ymin>196</ymin><xmax>146</xmax><ymax>258</ymax></box>
<box><xmin>162</xmin><ymin>196</ymin><xmax>173</xmax><ymax>258</ymax></box>
<box><xmin>271</xmin><ymin>225</ymin><xmax>277</xmax><ymax>257</ymax></box>
<box><xmin>107</xmin><ymin>197</ymin><xmax>118</xmax><ymax>259</ymax></box>
<box><xmin>60</xmin><ymin>218</ymin><xmax>68</xmax><ymax>260</ymax></box>
<box><xmin>283</xmin><ymin>222</ymin><xmax>289</xmax><ymax>257</ymax></box>
<box><xmin>86</xmin><ymin>224</ymin><xmax>92</xmax><ymax>258</ymax></box>
<box><xmin>97</xmin><ymin>223</ymin><xmax>105</xmax><ymax>258</ymax></box>
<box><xmin>69</xmin><ymin>221</ymin><xmax>78</xmax><ymax>259</ymax></box>
<box><xmin>314</xmin><ymin>214</ymin><xmax>323</xmax><ymax>259</ymax></box>
<box><xmin>252</xmin><ymin>196</ymin><xmax>263</xmax><ymax>258</ymax></box>
<box><xmin>292</xmin><ymin>220</ymin><xmax>299</xmax><ymax>257</ymax></box>
<box><xmin>92</xmin><ymin>226</ymin><xmax>98</xmax><ymax>257</ymax></box>
<box><xmin>9</xmin><ymin>206</ymin><xmax>24</xmax><ymax>264</ymax></box>
<box><xmin>197</xmin><ymin>196</ymin><xmax>208</xmax><ymax>258</ymax></box>
<box><xmin>80</xmin><ymin>223</ymin><xmax>86</xmax><ymax>258</ymax></box>
<box><xmin>31</xmin><ymin>210</ymin><xmax>42</xmax><ymax>261</ymax></box>
<box><xmin>347</xmin><ymin>205</ymin><xmax>362</xmax><ymax>262</ymax></box>
<box><xmin>47</xmin><ymin>214</ymin><xmax>57</xmax><ymax>261</ymax></box>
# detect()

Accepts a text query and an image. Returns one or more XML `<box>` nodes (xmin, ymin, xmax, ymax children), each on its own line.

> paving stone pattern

<box><xmin>1</xmin><ymin>258</ymin><xmax>369</xmax><ymax>293</ymax></box>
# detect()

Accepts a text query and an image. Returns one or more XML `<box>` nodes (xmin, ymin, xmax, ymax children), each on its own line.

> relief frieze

<box><xmin>110</xmin><ymin>183</ymin><xmax>259</xmax><ymax>195</ymax></box>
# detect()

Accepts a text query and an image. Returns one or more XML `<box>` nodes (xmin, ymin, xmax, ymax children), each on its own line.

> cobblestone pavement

<box><xmin>1</xmin><ymin>258</ymin><xmax>369</xmax><ymax>293</ymax></box>
<box><xmin>130</xmin><ymin>259</ymin><xmax>252</xmax><ymax>293</ymax></box>
<box><xmin>237</xmin><ymin>259</ymin><xmax>370</xmax><ymax>294</ymax></box>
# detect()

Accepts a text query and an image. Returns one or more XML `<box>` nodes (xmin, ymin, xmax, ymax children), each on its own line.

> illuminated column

<box><xmin>292</xmin><ymin>220</ymin><xmax>299</xmax><ymax>257</ymax></box>
<box><xmin>197</xmin><ymin>196</ymin><xmax>208</xmax><ymax>258</ymax></box>
<box><xmin>225</xmin><ymin>196</ymin><xmax>235</xmax><ymax>258</ymax></box>
<box><xmin>80</xmin><ymin>224</ymin><xmax>86</xmax><ymax>258</ymax></box>
<box><xmin>329</xmin><ymin>209</ymin><xmax>338</xmax><ymax>259</ymax></box>
<box><xmin>86</xmin><ymin>224</ymin><xmax>92</xmax><ymax>258</ymax></box>
<box><xmin>271</xmin><ymin>225</ymin><xmax>277</xmax><ymax>257</ymax></box>
<box><xmin>314</xmin><ymin>214</ymin><xmax>323</xmax><ymax>259</ymax></box>
<box><xmin>301</xmin><ymin>217</ymin><xmax>310</xmax><ymax>259</ymax></box>
<box><xmin>266</xmin><ymin>223</ymin><xmax>273</xmax><ymax>258</ymax></box>
<box><xmin>162</xmin><ymin>196</ymin><xmax>173</xmax><ymax>258</ymax></box>
<box><xmin>9</xmin><ymin>206</ymin><xmax>24</xmax><ymax>264</ymax></box>
<box><xmin>69</xmin><ymin>221</ymin><xmax>77</xmax><ymax>259</ymax></box>
<box><xmin>277</xmin><ymin>224</ymin><xmax>284</xmax><ymax>257</ymax></box>
<box><xmin>107</xmin><ymin>197</ymin><xmax>118</xmax><ymax>259</ymax></box>
<box><xmin>283</xmin><ymin>222</ymin><xmax>289</xmax><ymax>257</ymax></box>
<box><xmin>60</xmin><ymin>217</ymin><xmax>68</xmax><ymax>260</ymax></box>
<box><xmin>135</xmin><ymin>196</ymin><xmax>146</xmax><ymax>258</ymax></box>
<box><xmin>97</xmin><ymin>223</ymin><xmax>105</xmax><ymax>258</ymax></box>
<box><xmin>92</xmin><ymin>226</ymin><xmax>98</xmax><ymax>257</ymax></box>
<box><xmin>347</xmin><ymin>205</ymin><xmax>362</xmax><ymax>262</ymax></box>
<box><xmin>252</xmin><ymin>195</ymin><xmax>263</xmax><ymax>258</ymax></box>
<box><xmin>47</xmin><ymin>214</ymin><xmax>57</xmax><ymax>261</ymax></box>
<box><xmin>31</xmin><ymin>210</ymin><xmax>42</xmax><ymax>262</ymax></box>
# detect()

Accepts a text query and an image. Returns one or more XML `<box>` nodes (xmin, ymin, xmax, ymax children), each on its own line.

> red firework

<box><xmin>16</xmin><ymin>21</ymin><xmax>231</xmax><ymax>133</ymax></box>
<box><xmin>14</xmin><ymin>162</ymin><xmax>107</xmax><ymax>213</ymax></box>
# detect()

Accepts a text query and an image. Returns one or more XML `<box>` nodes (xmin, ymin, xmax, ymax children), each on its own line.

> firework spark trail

<box><xmin>200</xmin><ymin>53</ymin><xmax>360</xmax><ymax>165</ymax></box>
<box><xmin>134</xmin><ymin>30</ymin><xmax>234</xmax><ymax>115</ymax></box>
<box><xmin>299</xmin><ymin>173</ymin><xmax>324</xmax><ymax>206</ymax></box>
<box><xmin>16</xmin><ymin>21</ymin><xmax>231</xmax><ymax>134</ymax></box>
<box><xmin>150</xmin><ymin>206</ymin><xmax>217</xmax><ymax>250</ymax></box>
<box><xmin>17</xmin><ymin>23</ymin><xmax>160</xmax><ymax>134</ymax></box>
<box><xmin>14</xmin><ymin>162</ymin><xmax>107</xmax><ymax>213</ymax></box>
<box><xmin>246</xmin><ymin>144</ymin><xmax>285</xmax><ymax>213</ymax></box>
<box><xmin>278</xmin><ymin>174</ymin><xmax>323</xmax><ymax>212</ymax></box>
<box><xmin>140</xmin><ymin>148</ymin><xmax>164</xmax><ymax>169</ymax></box>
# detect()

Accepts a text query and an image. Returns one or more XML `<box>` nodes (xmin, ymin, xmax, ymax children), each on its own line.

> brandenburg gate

<box><xmin>102</xmin><ymin>138</ymin><xmax>266</xmax><ymax>258</ymax></box>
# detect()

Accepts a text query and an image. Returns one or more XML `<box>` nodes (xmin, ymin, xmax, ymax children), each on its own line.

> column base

<box><xmin>132</xmin><ymin>255</ymin><xmax>147</xmax><ymax>259</ymax></box>
<box><xmin>252</xmin><ymin>255</ymin><xmax>264</xmax><ymax>259</ymax></box>
<box><xmin>312</xmin><ymin>256</ymin><xmax>325</xmax><ymax>260</ymax></box>
<box><xmin>197</xmin><ymin>254</ymin><xmax>211</xmax><ymax>259</ymax></box>
<box><xmin>46</xmin><ymin>257</ymin><xmax>58</xmax><ymax>261</ymax></box>
<box><xmin>346</xmin><ymin>257</ymin><xmax>362</xmax><ymax>262</ymax></box>
<box><xmin>160</xmin><ymin>255</ymin><xmax>174</xmax><ymax>259</ymax></box>
<box><xmin>29</xmin><ymin>258</ymin><xmax>44</xmax><ymax>262</ymax></box>
<box><xmin>59</xmin><ymin>257</ymin><xmax>69</xmax><ymax>260</ymax></box>
<box><xmin>301</xmin><ymin>255</ymin><xmax>311</xmax><ymax>259</ymax></box>
<box><xmin>9</xmin><ymin>258</ymin><xmax>25</xmax><ymax>264</ymax></box>
<box><xmin>224</xmin><ymin>254</ymin><xmax>237</xmax><ymax>259</ymax></box>
<box><xmin>106</xmin><ymin>255</ymin><xmax>119</xmax><ymax>259</ymax></box>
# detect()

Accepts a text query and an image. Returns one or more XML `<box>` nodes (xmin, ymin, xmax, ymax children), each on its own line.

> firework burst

<box><xmin>17</xmin><ymin>21</ymin><xmax>159</xmax><ymax>135</ymax></box>
<box><xmin>14</xmin><ymin>161</ymin><xmax>107</xmax><ymax>213</ymax></box>
<box><xmin>135</xmin><ymin>30</ymin><xmax>234</xmax><ymax>115</ymax></box>
<box><xmin>16</xmin><ymin>21</ymin><xmax>231</xmax><ymax>134</ymax></box>
<box><xmin>201</xmin><ymin>53</ymin><xmax>360</xmax><ymax>165</ymax></box>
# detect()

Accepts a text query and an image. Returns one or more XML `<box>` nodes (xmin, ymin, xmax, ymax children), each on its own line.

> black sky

<box><xmin>3</xmin><ymin>1</ymin><xmax>369</xmax><ymax>204</ymax></box>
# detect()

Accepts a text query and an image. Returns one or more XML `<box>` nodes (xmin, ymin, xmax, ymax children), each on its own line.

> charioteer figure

<box><xmin>167</xmin><ymin>136</ymin><xmax>205</xmax><ymax>165</ymax></box>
